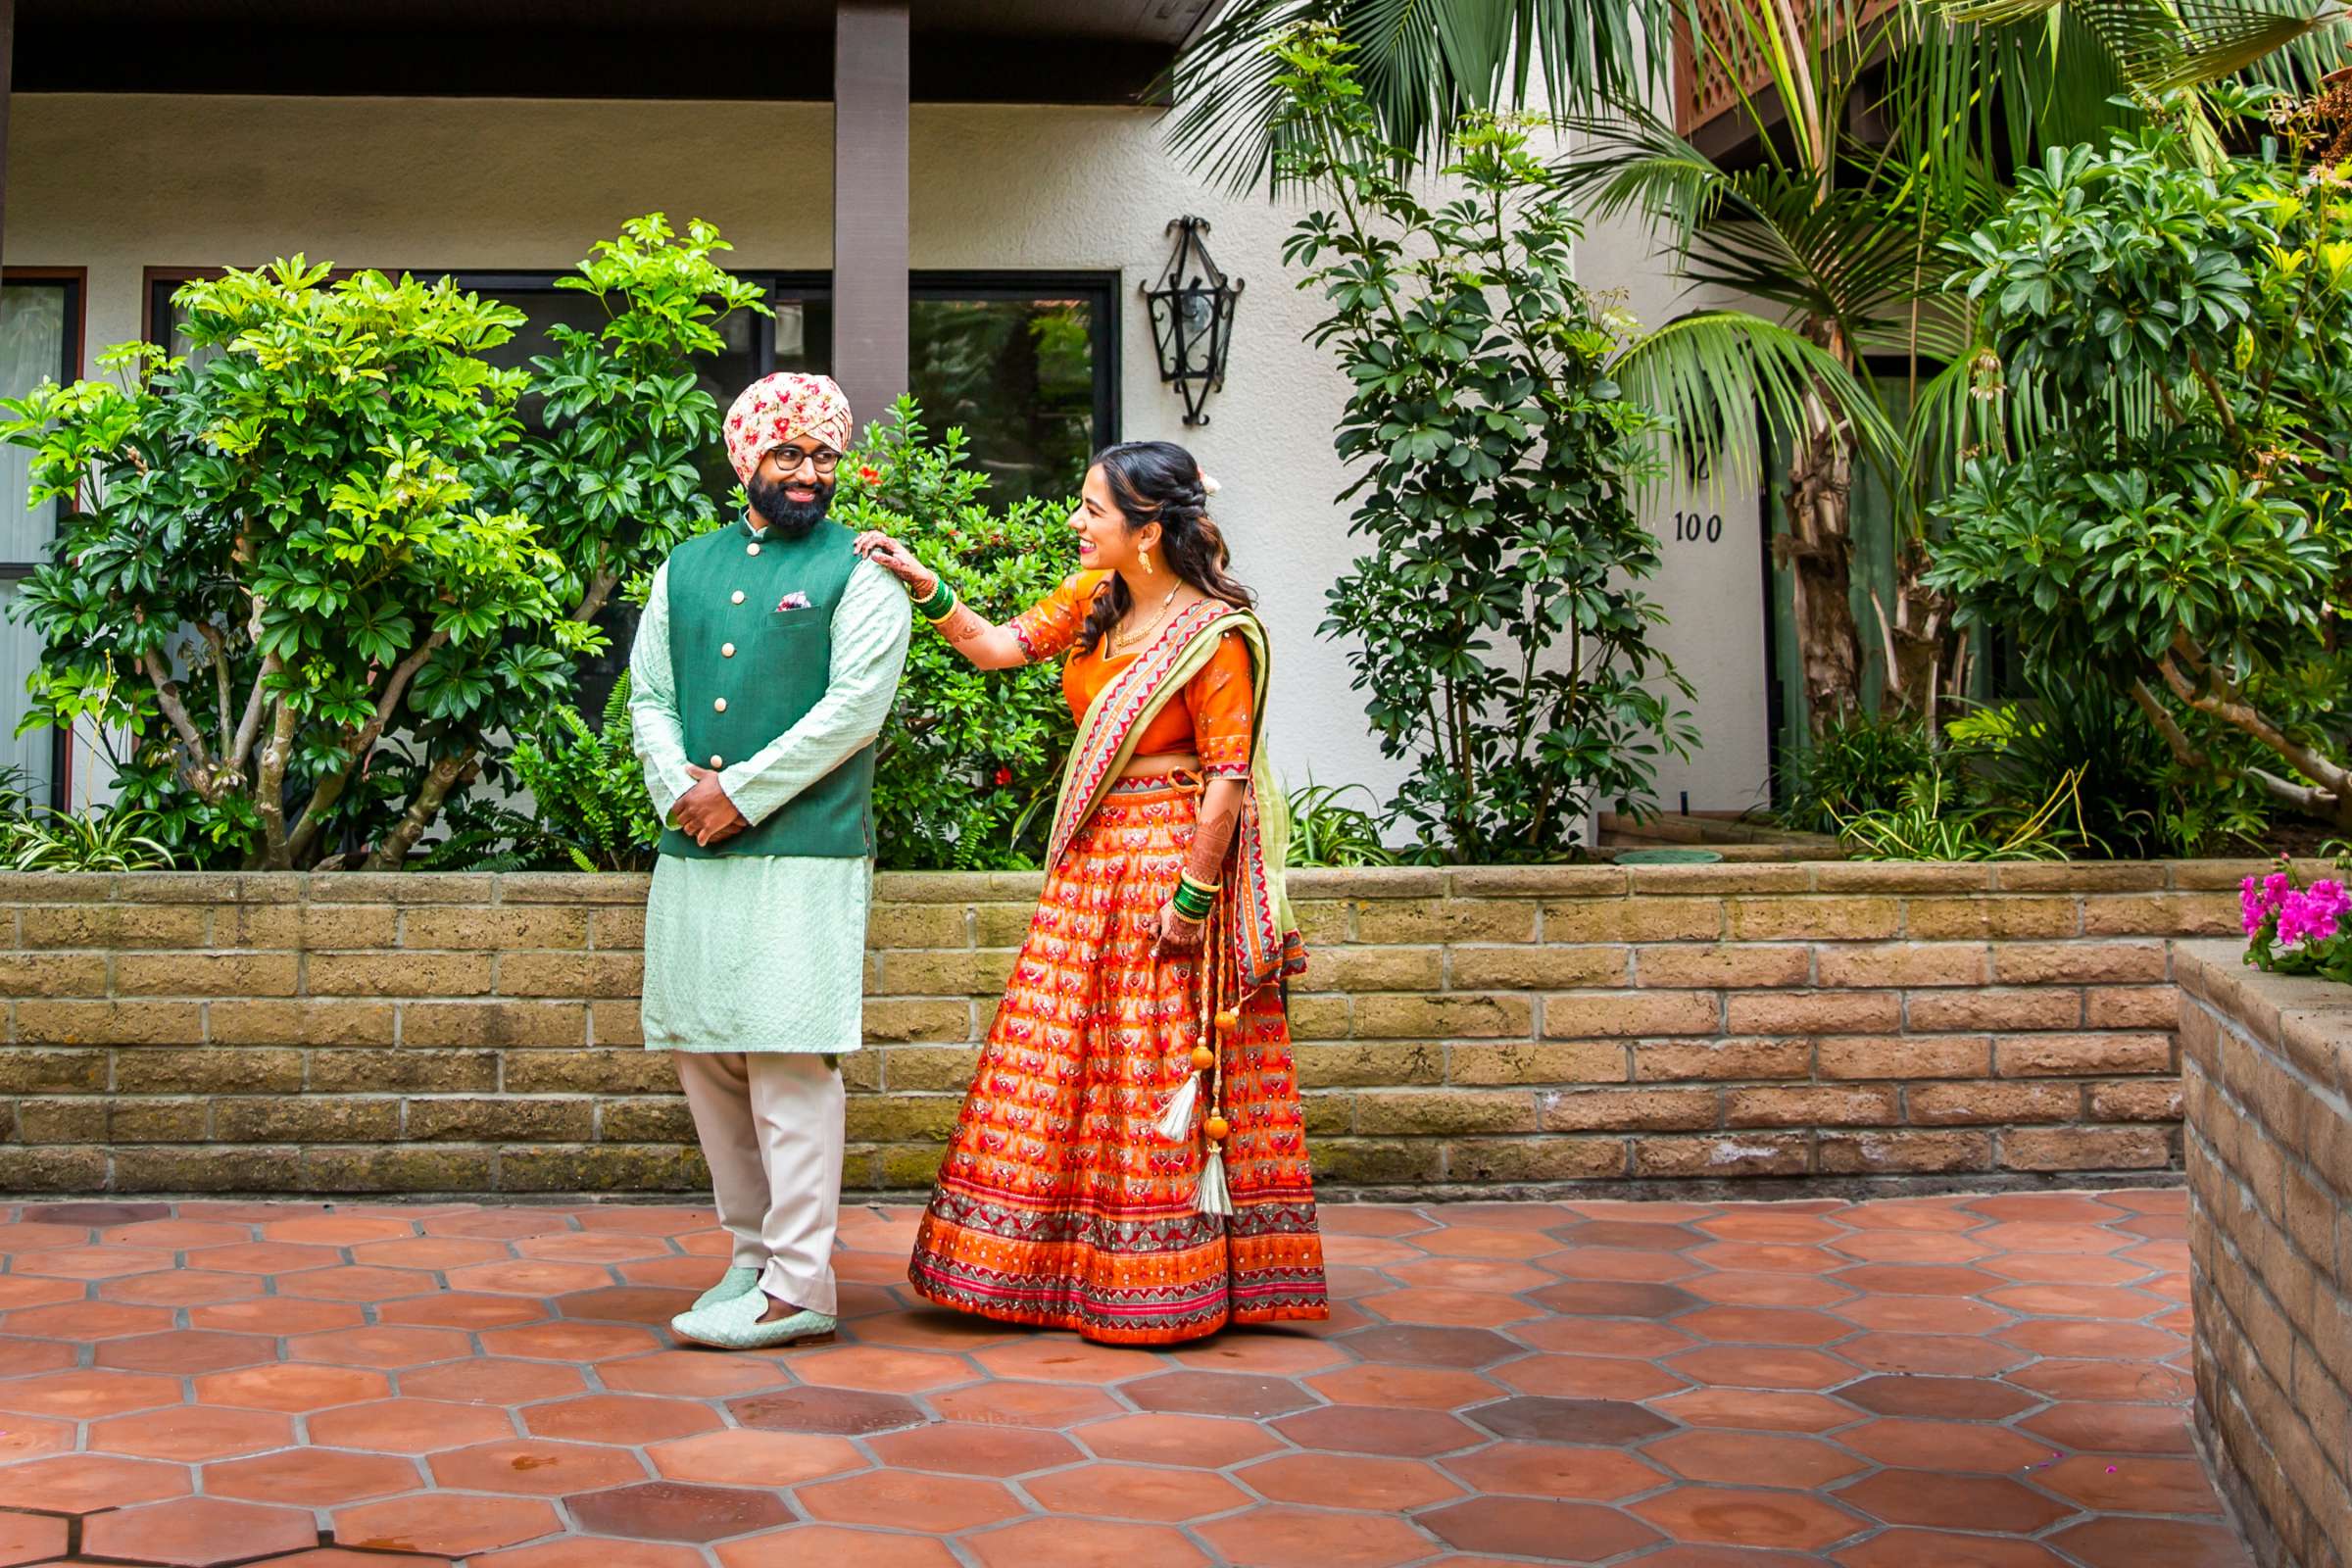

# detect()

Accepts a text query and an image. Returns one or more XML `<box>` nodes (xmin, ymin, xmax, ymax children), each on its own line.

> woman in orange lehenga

<box><xmin>855</xmin><ymin>440</ymin><xmax>1328</xmax><ymax>1346</ymax></box>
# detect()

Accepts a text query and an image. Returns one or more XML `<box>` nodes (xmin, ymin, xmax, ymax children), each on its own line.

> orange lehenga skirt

<box><xmin>906</xmin><ymin>775</ymin><xmax>1329</xmax><ymax>1345</ymax></box>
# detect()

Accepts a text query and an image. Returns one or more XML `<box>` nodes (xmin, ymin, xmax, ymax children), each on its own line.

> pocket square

<box><xmin>775</xmin><ymin>591</ymin><xmax>812</xmax><ymax>612</ymax></box>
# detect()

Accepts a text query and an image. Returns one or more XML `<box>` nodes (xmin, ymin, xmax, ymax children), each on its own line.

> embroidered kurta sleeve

<box><xmin>715</xmin><ymin>559</ymin><xmax>914</xmax><ymax>827</ymax></box>
<box><xmin>1007</xmin><ymin>572</ymin><xmax>1100</xmax><ymax>663</ymax></box>
<box><xmin>627</xmin><ymin>563</ymin><xmax>696</xmax><ymax>823</ymax></box>
<box><xmin>1182</xmin><ymin>631</ymin><xmax>1256</xmax><ymax>779</ymax></box>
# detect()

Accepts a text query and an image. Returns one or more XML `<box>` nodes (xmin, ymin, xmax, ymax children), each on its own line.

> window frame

<box><xmin>3</xmin><ymin>267</ymin><xmax>89</xmax><ymax>809</ymax></box>
<box><xmin>909</xmin><ymin>270</ymin><xmax>1122</xmax><ymax>461</ymax></box>
<box><xmin>150</xmin><ymin>267</ymin><xmax>1124</xmax><ymax>451</ymax></box>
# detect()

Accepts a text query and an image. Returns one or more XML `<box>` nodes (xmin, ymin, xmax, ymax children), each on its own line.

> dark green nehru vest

<box><xmin>658</xmin><ymin>516</ymin><xmax>876</xmax><ymax>860</ymax></box>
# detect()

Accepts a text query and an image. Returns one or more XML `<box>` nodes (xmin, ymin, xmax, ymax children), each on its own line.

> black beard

<box><xmin>748</xmin><ymin>472</ymin><xmax>834</xmax><ymax>537</ymax></box>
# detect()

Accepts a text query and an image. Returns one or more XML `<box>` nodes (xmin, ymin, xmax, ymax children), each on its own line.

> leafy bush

<box><xmin>1</xmin><ymin>218</ymin><xmax>770</xmax><ymax>872</ymax></box>
<box><xmin>478</xmin><ymin>214</ymin><xmax>768</xmax><ymax>627</ymax></box>
<box><xmin>1930</xmin><ymin>123</ymin><xmax>2352</xmax><ymax>834</ymax></box>
<box><xmin>1274</xmin><ymin>26</ymin><xmax>1692</xmax><ymax>863</ymax></box>
<box><xmin>2</xmin><ymin>807</ymin><xmax>175</xmax><ymax>871</ymax></box>
<box><xmin>1948</xmin><ymin>671</ymin><xmax>2278</xmax><ymax>858</ymax></box>
<box><xmin>1776</xmin><ymin>714</ymin><xmax>1934</xmax><ymax>836</ymax></box>
<box><xmin>831</xmin><ymin>400</ymin><xmax>1077</xmax><ymax>871</ymax></box>
<box><xmin>2</xmin><ymin>266</ymin><xmax>584</xmax><ymax>870</ymax></box>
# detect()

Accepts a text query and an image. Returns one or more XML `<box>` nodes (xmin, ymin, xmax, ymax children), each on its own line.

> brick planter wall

<box><xmin>2180</xmin><ymin>943</ymin><xmax>2352</xmax><ymax>1568</ymax></box>
<box><xmin>0</xmin><ymin>862</ymin><xmax>2257</xmax><ymax>1198</ymax></box>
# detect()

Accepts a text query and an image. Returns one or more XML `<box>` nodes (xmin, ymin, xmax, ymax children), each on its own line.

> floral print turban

<box><xmin>723</xmin><ymin>373</ymin><xmax>855</xmax><ymax>484</ymax></box>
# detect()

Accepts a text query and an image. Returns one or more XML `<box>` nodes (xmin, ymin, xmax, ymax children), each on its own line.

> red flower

<box><xmin>858</xmin><ymin>466</ymin><xmax>880</xmax><ymax>483</ymax></box>
<box><xmin>994</xmin><ymin>766</ymin><xmax>1013</xmax><ymax>788</ymax></box>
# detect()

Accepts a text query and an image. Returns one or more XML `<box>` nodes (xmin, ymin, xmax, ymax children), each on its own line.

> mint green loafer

<box><xmin>670</xmin><ymin>1290</ymin><xmax>838</xmax><ymax>1350</ymax></box>
<box><xmin>692</xmin><ymin>1266</ymin><xmax>761</xmax><ymax>1311</ymax></box>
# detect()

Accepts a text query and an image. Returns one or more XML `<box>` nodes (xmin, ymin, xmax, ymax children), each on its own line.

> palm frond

<box><xmin>1559</xmin><ymin>110</ymin><xmax>1948</xmax><ymax>360</ymax></box>
<box><xmin>1166</xmin><ymin>0</ymin><xmax>1675</xmax><ymax>194</ymax></box>
<box><xmin>1555</xmin><ymin>100</ymin><xmax>1732</xmax><ymax>240</ymax></box>
<box><xmin>1901</xmin><ymin>348</ymin><xmax>1995</xmax><ymax>506</ymax></box>
<box><xmin>1932</xmin><ymin>0</ymin><xmax>2335</xmax><ymax>92</ymax></box>
<box><xmin>1609</xmin><ymin>310</ymin><xmax>1905</xmax><ymax>499</ymax></box>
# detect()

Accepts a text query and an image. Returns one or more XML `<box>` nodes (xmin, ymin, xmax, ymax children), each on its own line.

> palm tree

<box><xmin>1560</xmin><ymin>0</ymin><xmax>2337</xmax><ymax>729</ymax></box>
<box><xmin>1173</xmin><ymin>1</ymin><xmax>1907</xmax><ymax>734</ymax></box>
<box><xmin>1561</xmin><ymin>1</ymin><xmax>1959</xmax><ymax>729</ymax></box>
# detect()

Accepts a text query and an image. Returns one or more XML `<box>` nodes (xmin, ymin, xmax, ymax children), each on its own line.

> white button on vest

<box><xmin>713</xmin><ymin>698</ymin><xmax>728</xmax><ymax>713</ymax></box>
<box><xmin>730</xmin><ymin>591</ymin><xmax>745</xmax><ymax>605</ymax></box>
<box><xmin>747</xmin><ymin>542</ymin><xmax>761</xmax><ymax>557</ymax></box>
<box><xmin>709</xmin><ymin>755</ymin><xmax>723</xmax><ymax>768</ymax></box>
<box><xmin>721</xmin><ymin>643</ymin><xmax>736</xmax><ymax>658</ymax></box>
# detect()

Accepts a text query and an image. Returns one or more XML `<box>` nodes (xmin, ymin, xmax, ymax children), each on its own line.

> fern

<box><xmin>505</xmin><ymin>673</ymin><xmax>662</xmax><ymax>872</ymax></box>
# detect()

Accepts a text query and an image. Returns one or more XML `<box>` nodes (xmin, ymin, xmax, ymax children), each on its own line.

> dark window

<box><xmin>910</xmin><ymin>274</ymin><xmax>1117</xmax><ymax>509</ymax></box>
<box><xmin>148</xmin><ymin>269</ymin><xmax>1114</xmax><ymax>470</ymax></box>
<box><xmin>0</xmin><ymin>273</ymin><xmax>83</xmax><ymax>808</ymax></box>
<box><xmin>148</xmin><ymin>269</ymin><xmax>1119</xmax><ymax>712</ymax></box>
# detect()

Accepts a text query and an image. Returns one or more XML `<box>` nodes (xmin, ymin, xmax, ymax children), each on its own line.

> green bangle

<box><xmin>913</xmin><ymin>578</ymin><xmax>955</xmax><ymax>620</ymax></box>
<box><xmin>1172</xmin><ymin>882</ymin><xmax>1215</xmax><ymax>919</ymax></box>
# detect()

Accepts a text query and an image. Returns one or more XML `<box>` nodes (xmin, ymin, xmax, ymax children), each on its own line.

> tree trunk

<box><xmin>249</xmin><ymin>702</ymin><xmax>298</xmax><ymax>871</ymax></box>
<box><xmin>367</xmin><ymin>750</ymin><xmax>477</xmax><ymax>871</ymax></box>
<box><xmin>1778</xmin><ymin>391</ymin><xmax>1865</xmax><ymax>735</ymax></box>
<box><xmin>1880</xmin><ymin>538</ymin><xmax>1963</xmax><ymax>722</ymax></box>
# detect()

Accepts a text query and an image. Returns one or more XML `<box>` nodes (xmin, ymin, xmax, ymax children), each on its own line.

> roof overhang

<box><xmin>16</xmin><ymin>0</ymin><xmax>1223</xmax><ymax>106</ymax></box>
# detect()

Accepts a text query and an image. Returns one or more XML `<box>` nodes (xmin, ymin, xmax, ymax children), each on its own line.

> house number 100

<box><xmin>1672</xmin><ymin>512</ymin><xmax>1725</xmax><ymax>543</ymax></box>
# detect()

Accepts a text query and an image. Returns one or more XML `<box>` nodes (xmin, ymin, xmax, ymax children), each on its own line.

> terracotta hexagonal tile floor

<box><xmin>80</xmin><ymin>1496</ymin><xmax>316</xmax><ymax>1566</ymax></box>
<box><xmin>0</xmin><ymin>1190</ymin><xmax>2253</xmax><ymax>1564</ymax></box>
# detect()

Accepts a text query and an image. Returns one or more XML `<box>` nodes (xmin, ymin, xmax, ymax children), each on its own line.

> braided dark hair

<box><xmin>1074</xmin><ymin>440</ymin><xmax>1255</xmax><ymax>657</ymax></box>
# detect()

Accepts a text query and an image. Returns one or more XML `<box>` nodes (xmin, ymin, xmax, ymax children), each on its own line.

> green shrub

<box><xmin>1946</xmin><ymin>671</ymin><xmax>2276</xmax><ymax>858</ymax></box>
<box><xmin>1286</xmin><ymin>781</ymin><xmax>1399</xmax><ymax>868</ymax></box>
<box><xmin>504</xmin><ymin>674</ymin><xmax>664</xmax><ymax>872</ymax></box>
<box><xmin>2</xmin><ymin>807</ymin><xmax>175</xmax><ymax>871</ymax></box>
<box><xmin>1930</xmin><ymin>124</ymin><xmax>2352</xmax><ymax>834</ymax></box>
<box><xmin>1</xmin><ymin>266</ymin><xmax>581</xmax><ymax>870</ymax></box>
<box><xmin>1776</xmin><ymin>713</ymin><xmax>1934</xmax><ymax>836</ymax></box>
<box><xmin>832</xmin><ymin>401</ymin><xmax>1078</xmax><ymax>871</ymax></box>
<box><xmin>1275</xmin><ymin>27</ymin><xmax>1692</xmax><ymax>863</ymax></box>
<box><xmin>1832</xmin><ymin>765</ymin><xmax>2078</xmax><ymax>862</ymax></box>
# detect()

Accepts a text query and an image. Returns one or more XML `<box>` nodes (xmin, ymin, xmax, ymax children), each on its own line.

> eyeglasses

<box><xmin>771</xmin><ymin>447</ymin><xmax>842</xmax><ymax>475</ymax></box>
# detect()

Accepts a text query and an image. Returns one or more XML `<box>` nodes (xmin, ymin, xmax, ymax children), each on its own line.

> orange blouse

<box><xmin>1010</xmin><ymin>571</ymin><xmax>1255</xmax><ymax>778</ymax></box>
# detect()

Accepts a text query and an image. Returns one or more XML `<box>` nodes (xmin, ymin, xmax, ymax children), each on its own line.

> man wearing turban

<box><xmin>628</xmin><ymin>373</ymin><xmax>911</xmax><ymax>1350</ymax></box>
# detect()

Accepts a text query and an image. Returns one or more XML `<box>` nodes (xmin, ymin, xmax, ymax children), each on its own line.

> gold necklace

<box><xmin>1107</xmin><ymin>584</ymin><xmax>1181</xmax><ymax>658</ymax></box>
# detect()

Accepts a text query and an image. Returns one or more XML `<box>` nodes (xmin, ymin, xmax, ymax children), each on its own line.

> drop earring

<box><xmin>1142</xmin><ymin>548</ymin><xmax>1154</xmax><ymax>576</ymax></box>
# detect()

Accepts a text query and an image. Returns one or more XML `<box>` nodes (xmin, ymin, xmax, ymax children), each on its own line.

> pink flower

<box><xmin>2242</xmin><ymin>871</ymin><xmax>2293</xmax><ymax>936</ymax></box>
<box><xmin>2276</xmin><ymin>879</ymin><xmax>2350</xmax><ymax>949</ymax></box>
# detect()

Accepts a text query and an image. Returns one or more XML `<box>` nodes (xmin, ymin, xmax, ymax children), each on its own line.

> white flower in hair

<box><xmin>1198</xmin><ymin>470</ymin><xmax>1222</xmax><ymax>497</ymax></box>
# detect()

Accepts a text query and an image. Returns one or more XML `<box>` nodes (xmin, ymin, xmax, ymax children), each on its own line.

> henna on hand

<box><xmin>935</xmin><ymin>602</ymin><xmax>993</xmax><ymax>648</ymax></box>
<box><xmin>1185</xmin><ymin>778</ymin><xmax>1246</xmax><ymax>888</ymax></box>
<box><xmin>1151</xmin><ymin>899</ymin><xmax>1204</xmax><ymax>956</ymax></box>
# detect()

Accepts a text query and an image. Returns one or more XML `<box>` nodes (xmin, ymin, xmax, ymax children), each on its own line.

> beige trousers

<box><xmin>673</xmin><ymin>1052</ymin><xmax>845</xmax><ymax>1316</ymax></box>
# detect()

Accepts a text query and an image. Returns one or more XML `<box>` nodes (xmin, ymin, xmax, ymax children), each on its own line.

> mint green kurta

<box><xmin>628</xmin><ymin>533</ymin><xmax>912</xmax><ymax>1054</ymax></box>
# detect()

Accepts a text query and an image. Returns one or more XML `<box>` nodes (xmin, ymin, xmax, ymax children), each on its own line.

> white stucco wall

<box><xmin>7</xmin><ymin>91</ymin><xmax>1767</xmax><ymax>822</ymax></box>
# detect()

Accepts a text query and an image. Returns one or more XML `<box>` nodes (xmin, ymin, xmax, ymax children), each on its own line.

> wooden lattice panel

<box><xmin>1676</xmin><ymin>0</ymin><xmax>1906</xmax><ymax>137</ymax></box>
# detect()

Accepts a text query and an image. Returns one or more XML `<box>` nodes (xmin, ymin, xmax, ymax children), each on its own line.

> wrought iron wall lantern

<box><xmin>1143</xmin><ymin>216</ymin><xmax>1242</xmax><ymax>426</ymax></box>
